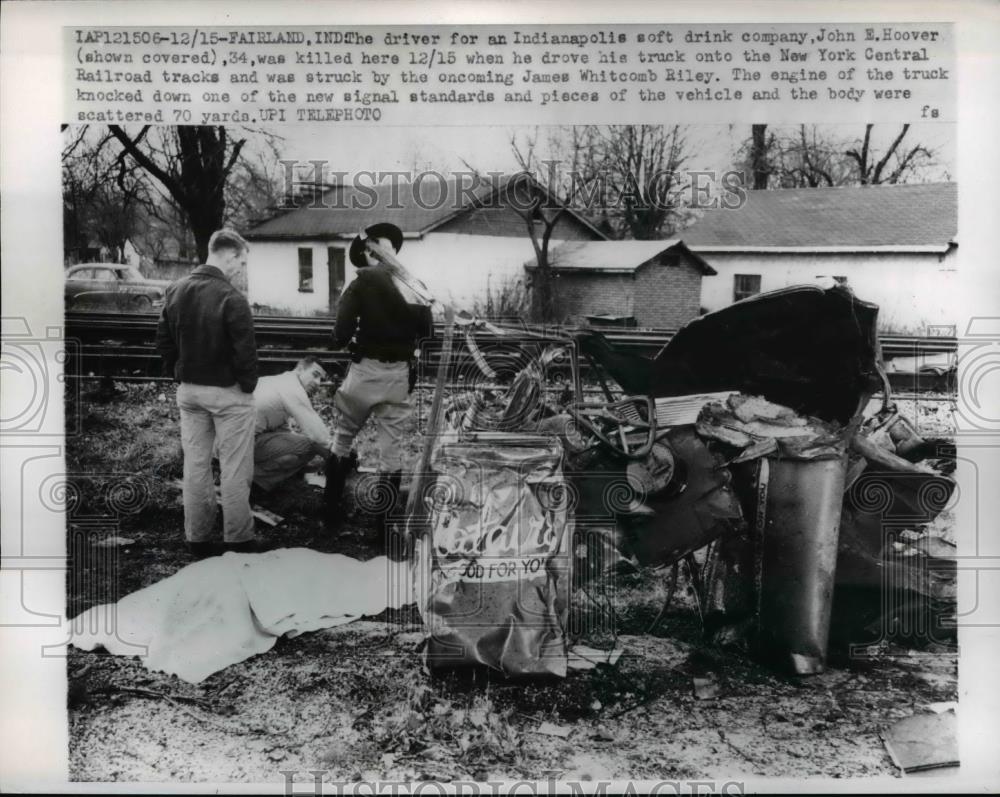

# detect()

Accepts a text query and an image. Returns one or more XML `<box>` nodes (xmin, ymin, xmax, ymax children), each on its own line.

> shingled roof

<box><xmin>680</xmin><ymin>182</ymin><xmax>957</xmax><ymax>252</ymax></box>
<box><xmin>526</xmin><ymin>240</ymin><xmax>716</xmax><ymax>275</ymax></box>
<box><xmin>246</xmin><ymin>173</ymin><xmax>606</xmax><ymax>241</ymax></box>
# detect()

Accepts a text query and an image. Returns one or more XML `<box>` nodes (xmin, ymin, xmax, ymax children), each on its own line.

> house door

<box><xmin>327</xmin><ymin>247</ymin><xmax>346</xmax><ymax>313</ymax></box>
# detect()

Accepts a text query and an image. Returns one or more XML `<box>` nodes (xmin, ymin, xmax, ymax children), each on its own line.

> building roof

<box><xmin>525</xmin><ymin>240</ymin><xmax>717</xmax><ymax>275</ymax></box>
<box><xmin>246</xmin><ymin>173</ymin><xmax>607</xmax><ymax>241</ymax></box>
<box><xmin>680</xmin><ymin>182</ymin><xmax>957</xmax><ymax>252</ymax></box>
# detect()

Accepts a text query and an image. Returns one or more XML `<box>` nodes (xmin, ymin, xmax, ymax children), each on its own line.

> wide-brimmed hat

<box><xmin>349</xmin><ymin>222</ymin><xmax>404</xmax><ymax>269</ymax></box>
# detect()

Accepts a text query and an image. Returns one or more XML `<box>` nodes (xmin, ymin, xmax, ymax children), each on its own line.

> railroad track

<box><xmin>64</xmin><ymin>310</ymin><xmax>958</xmax><ymax>390</ymax></box>
<box><xmin>64</xmin><ymin>311</ymin><xmax>674</xmax><ymax>354</ymax></box>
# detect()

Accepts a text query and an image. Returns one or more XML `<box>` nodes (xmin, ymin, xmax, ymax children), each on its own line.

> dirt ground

<box><xmin>64</xmin><ymin>383</ymin><xmax>959</xmax><ymax>783</ymax></box>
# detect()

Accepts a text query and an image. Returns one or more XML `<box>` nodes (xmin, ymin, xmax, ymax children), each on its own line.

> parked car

<box><xmin>64</xmin><ymin>264</ymin><xmax>172</xmax><ymax>311</ymax></box>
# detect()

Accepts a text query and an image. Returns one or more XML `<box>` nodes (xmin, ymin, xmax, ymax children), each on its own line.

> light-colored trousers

<box><xmin>176</xmin><ymin>383</ymin><xmax>256</xmax><ymax>543</ymax></box>
<box><xmin>253</xmin><ymin>431</ymin><xmax>328</xmax><ymax>491</ymax></box>
<box><xmin>331</xmin><ymin>358</ymin><xmax>411</xmax><ymax>471</ymax></box>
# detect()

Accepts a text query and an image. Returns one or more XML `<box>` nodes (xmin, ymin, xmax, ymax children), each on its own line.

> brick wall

<box><xmin>544</xmin><ymin>253</ymin><xmax>704</xmax><ymax>327</ymax></box>
<box><xmin>632</xmin><ymin>254</ymin><xmax>704</xmax><ymax>328</ymax></box>
<box><xmin>549</xmin><ymin>272</ymin><xmax>635</xmax><ymax>323</ymax></box>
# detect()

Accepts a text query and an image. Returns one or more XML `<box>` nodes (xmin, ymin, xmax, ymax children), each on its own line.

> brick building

<box><xmin>526</xmin><ymin>240</ymin><xmax>717</xmax><ymax>328</ymax></box>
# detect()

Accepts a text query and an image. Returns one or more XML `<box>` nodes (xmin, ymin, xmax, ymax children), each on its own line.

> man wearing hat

<box><xmin>325</xmin><ymin>222</ymin><xmax>433</xmax><ymax>544</ymax></box>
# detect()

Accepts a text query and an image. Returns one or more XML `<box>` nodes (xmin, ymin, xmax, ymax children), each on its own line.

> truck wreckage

<box><xmin>71</xmin><ymin>285</ymin><xmax>956</xmax><ymax>688</ymax></box>
<box><xmin>417</xmin><ymin>284</ymin><xmax>956</xmax><ymax>678</ymax></box>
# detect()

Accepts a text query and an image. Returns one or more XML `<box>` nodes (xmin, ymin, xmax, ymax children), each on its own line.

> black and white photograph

<box><xmin>2</xmin><ymin>3</ymin><xmax>999</xmax><ymax>793</ymax></box>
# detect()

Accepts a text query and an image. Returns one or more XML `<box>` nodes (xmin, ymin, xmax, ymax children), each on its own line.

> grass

<box><xmin>66</xmin><ymin>382</ymin><xmax>184</xmax><ymax>515</ymax></box>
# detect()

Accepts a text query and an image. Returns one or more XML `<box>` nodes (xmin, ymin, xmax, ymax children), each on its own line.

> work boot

<box><xmin>224</xmin><ymin>537</ymin><xmax>270</xmax><ymax>554</ymax></box>
<box><xmin>378</xmin><ymin>471</ymin><xmax>410</xmax><ymax>559</ymax></box>
<box><xmin>323</xmin><ymin>454</ymin><xmax>350</xmax><ymax>529</ymax></box>
<box><xmin>186</xmin><ymin>540</ymin><xmax>224</xmax><ymax>560</ymax></box>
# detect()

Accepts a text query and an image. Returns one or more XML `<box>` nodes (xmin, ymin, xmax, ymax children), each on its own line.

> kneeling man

<box><xmin>253</xmin><ymin>358</ymin><xmax>333</xmax><ymax>492</ymax></box>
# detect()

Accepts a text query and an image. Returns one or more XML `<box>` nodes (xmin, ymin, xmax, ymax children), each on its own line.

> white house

<box><xmin>244</xmin><ymin>175</ymin><xmax>606</xmax><ymax>315</ymax></box>
<box><xmin>680</xmin><ymin>183</ymin><xmax>958</xmax><ymax>332</ymax></box>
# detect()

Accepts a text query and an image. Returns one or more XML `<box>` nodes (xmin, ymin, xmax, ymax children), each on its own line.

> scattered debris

<box><xmin>882</xmin><ymin>710</ymin><xmax>959</xmax><ymax>774</ymax></box>
<box><xmin>534</xmin><ymin>722</ymin><xmax>572</xmax><ymax>739</ymax></box>
<box><xmin>249</xmin><ymin>505</ymin><xmax>284</xmax><ymax>527</ymax></box>
<box><xmin>91</xmin><ymin>535</ymin><xmax>136</xmax><ymax>548</ymax></box>
<box><xmin>692</xmin><ymin>676</ymin><xmax>721</xmax><ymax>701</ymax></box>
<box><xmin>925</xmin><ymin>702</ymin><xmax>958</xmax><ymax>714</ymax></box>
<box><xmin>567</xmin><ymin>645</ymin><xmax>624</xmax><ymax>671</ymax></box>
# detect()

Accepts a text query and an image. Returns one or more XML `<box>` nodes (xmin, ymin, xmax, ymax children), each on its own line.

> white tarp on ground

<box><xmin>70</xmin><ymin>548</ymin><xmax>412</xmax><ymax>684</ymax></box>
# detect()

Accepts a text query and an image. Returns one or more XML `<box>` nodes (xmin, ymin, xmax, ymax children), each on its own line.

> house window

<box><xmin>733</xmin><ymin>274</ymin><xmax>761</xmax><ymax>302</ymax></box>
<box><xmin>298</xmin><ymin>248</ymin><xmax>314</xmax><ymax>292</ymax></box>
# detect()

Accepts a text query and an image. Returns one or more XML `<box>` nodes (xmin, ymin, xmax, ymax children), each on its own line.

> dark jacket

<box><xmin>156</xmin><ymin>265</ymin><xmax>258</xmax><ymax>392</ymax></box>
<box><xmin>333</xmin><ymin>265</ymin><xmax>433</xmax><ymax>362</ymax></box>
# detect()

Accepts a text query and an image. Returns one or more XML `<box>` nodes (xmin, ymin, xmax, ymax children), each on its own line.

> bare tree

<box><xmin>106</xmin><ymin>125</ymin><xmax>284</xmax><ymax>263</ymax></box>
<box><xmin>62</xmin><ymin>126</ymin><xmax>156</xmax><ymax>263</ymax></box>
<box><xmin>512</xmin><ymin>125</ymin><xmax>694</xmax><ymax>239</ymax></box>
<box><xmin>507</xmin><ymin>132</ymin><xmax>573</xmax><ymax>323</ymax></box>
<box><xmin>736</xmin><ymin>123</ymin><xmax>940</xmax><ymax>189</ymax></box>
<box><xmin>64</xmin><ymin>125</ymin><xmax>285</xmax><ymax>282</ymax></box>
<box><xmin>596</xmin><ymin>125</ymin><xmax>692</xmax><ymax>240</ymax></box>
<box><xmin>845</xmin><ymin>124</ymin><xmax>936</xmax><ymax>185</ymax></box>
<box><xmin>503</xmin><ymin>124</ymin><xmax>695</xmax><ymax>320</ymax></box>
<box><xmin>748</xmin><ymin>124</ymin><xmax>771</xmax><ymax>190</ymax></box>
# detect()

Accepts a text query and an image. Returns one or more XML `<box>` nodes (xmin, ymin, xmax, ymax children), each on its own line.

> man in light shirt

<box><xmin>252</xmin><ymin>357</ymin><xmax>334</xmax><ymax>493</ymax></box>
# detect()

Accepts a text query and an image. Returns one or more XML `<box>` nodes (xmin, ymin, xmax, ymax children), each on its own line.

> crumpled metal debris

<box><xmin>419</xmin><ymin>434</ymin><xmax>572</xmax><ymax>677</ymax></box>
<box><xmin>696</xmin><ymin>394</ymin><xmax>848</xmax><ymax>462</ymax></box>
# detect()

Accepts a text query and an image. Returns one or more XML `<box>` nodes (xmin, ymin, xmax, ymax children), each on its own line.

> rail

<box><xmin>65</xmin><ymin>310</ymin><xmax>959</xmax><ymax>359</ymax></box>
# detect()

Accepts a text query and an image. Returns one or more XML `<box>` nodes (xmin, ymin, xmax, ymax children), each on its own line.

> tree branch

<box><xmin>871</xmin><ymin>123</ymin><xmax>911</xmax><ymax>184</ymax></box>
<box><xmin>109</xmin><ymin>125</ymin><xmax>186</xmax><ymax>203</ymax></box>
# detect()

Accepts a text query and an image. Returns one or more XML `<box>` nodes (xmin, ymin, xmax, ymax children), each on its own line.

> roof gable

<box><xmin>527</xmin><ymin>240</ymin><xmax>716</xmax><ymax>275</ymax></box>
<box><xmin>246</xmin><ymin>173</ymin><xmax>608</xmax><ymax>241</ymax></box>
<box><xmin>680</xmin><ymin>182</ymin><xmax>956</xmax><ymax>250</ymax></box>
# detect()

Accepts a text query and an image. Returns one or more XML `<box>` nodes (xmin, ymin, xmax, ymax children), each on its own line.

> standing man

<box><xmin>156</xmin><ymin>228</ymin><xmax>261</xmax><ymax>557</ymax></box>
<box><xmin>252</xmin><ymin>357</ymin><xmax>334</xmax><ymax>493</ymax></box>
<box><xmin>325</xmin><ymin>222</ymin><xmax>433</xmax><ymax>543</ymax></box>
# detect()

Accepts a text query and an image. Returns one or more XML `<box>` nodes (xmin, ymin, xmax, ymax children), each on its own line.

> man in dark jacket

<box><xmin>325</xmin><ymin>222</ymin><xmax>433</xmax><ymax>547</ymax></box>
<box><xmin>156</xmin><ymin>228</ymin><xmax>261</xmax><ymax>557</ymax></box>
